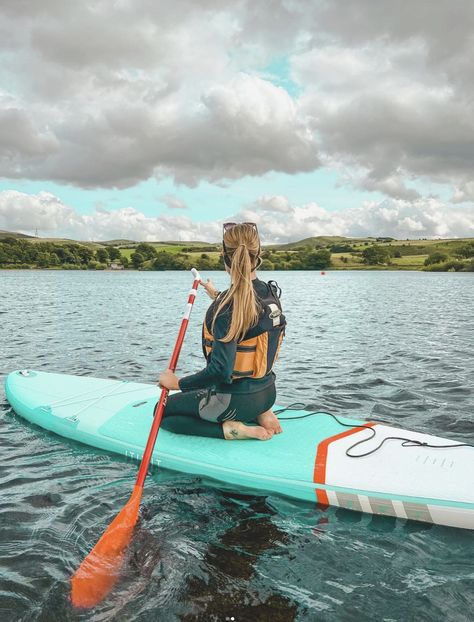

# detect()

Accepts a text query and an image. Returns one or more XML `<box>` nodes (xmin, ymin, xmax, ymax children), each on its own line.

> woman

<box><xmin>158</xmin><ymin>222</ymin><xmax>286</xmax><ymax>440</ymax></box>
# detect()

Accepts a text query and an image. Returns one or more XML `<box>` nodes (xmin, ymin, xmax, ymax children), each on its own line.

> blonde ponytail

<box><xmin>211</xmin><ymin>224</ymin><xmax>261</xmax><ymax>343</ymax></box>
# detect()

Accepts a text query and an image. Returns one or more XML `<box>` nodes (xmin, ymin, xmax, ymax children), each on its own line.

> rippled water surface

<box><xmin>1</xmin><ymin>270</ymin><xmax>473</xmax><ymax>621</ymax></box>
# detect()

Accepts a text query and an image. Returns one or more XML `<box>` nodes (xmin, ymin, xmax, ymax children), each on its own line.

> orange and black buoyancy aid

<box><xmin>202</xmin><ymin>280</ymin><xmax>286</xmax><ymax>380</ymax></box>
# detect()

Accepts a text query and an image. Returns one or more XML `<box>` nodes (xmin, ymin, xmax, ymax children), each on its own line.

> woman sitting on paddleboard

<box><xmin>158</xmin><ymin>222</ymin><xmax>286</xmax><ymax>440</ymax></box>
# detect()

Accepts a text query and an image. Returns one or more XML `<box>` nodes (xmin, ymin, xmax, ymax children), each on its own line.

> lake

<box><xmin>1</xmin><ymin>270</ymin><xmax>473</xmax><ymax>621</ymax></box>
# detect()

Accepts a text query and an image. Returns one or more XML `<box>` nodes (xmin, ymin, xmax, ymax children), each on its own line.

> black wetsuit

<box><xmin>161</xmin><ymin>278</ymin><xmax>281</xmax><ymax>439</ymax></box>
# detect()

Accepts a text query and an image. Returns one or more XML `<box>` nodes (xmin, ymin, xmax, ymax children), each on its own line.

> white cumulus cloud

<box><xmin>233</xmin><ymin>195</ymin><xmax>474</xmax><ymax>243</ymax></box>
<box><xmin>1</xmin><ymin>190</ymin><xmax>473</xmax><ymax>243</ymax></box>
<box><xmin>0</xmin><ymin>190</ymin><xmax>220</xmax><ymax>241</ymax></box>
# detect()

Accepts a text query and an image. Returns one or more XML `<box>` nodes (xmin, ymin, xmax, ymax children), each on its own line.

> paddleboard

<box><xmin>4</xmin><ymin>370</ymin><xmax>474</xmax><ymax>530</ymax></box>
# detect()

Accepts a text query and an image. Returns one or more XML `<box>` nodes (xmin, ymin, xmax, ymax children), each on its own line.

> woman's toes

<box><xmin>255</xmin><ymin>426</ymin><xmax>273</xmax><ymax>440</ymax></box>
<box><xmin>257</xmin><ymin>411</ymin><xmax>283</xmax><ymax>434</ymax></box>
<box><xmin>244</xmin><ymin>424</ymin><xmax>273</xmax><ymax>440</ymax></box>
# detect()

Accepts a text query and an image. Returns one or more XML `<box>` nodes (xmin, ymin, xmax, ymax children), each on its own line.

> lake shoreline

<box><xmin>1</xmin><ymin>266</ymin><xmax>474</xmax><ymax>272</ymax></box>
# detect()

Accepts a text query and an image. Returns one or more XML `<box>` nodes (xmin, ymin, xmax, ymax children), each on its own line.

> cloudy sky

<box><xmin>1</xmin><ymin>0</ymin><xmax>474</xmax><ymax>242</ymax></box>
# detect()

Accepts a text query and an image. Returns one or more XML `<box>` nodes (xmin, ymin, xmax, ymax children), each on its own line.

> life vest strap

<box><xmin>236</xmin><ymin>344</ymin><xmax>257</xmax><ymax>352</ymax></box>
<box><xmin>204</xmin><ymin>340</ymin><xmax>256</xmax><ymax>353</ymax></box>
<box><xmin>231</xmin><ymin>369</ymin><xmax>255</xmax><ymax>378</ymax></box>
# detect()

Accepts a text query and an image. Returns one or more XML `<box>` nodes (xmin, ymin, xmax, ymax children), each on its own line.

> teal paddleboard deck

<box><xmin>5</xmin><ymin>370</ymin><xmax>474</xmax><ymax>529</ymax></box>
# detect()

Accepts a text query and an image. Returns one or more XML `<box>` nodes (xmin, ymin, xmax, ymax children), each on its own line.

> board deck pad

<box><xmin>5</xmin><ymin>370</ymin><xmax>474</xmax><ymax>530</ymax></box>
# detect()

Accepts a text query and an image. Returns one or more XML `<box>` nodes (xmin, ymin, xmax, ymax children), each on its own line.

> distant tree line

<box><xmin>2</xmin><ymin>236</ymin><xmax>473</xmax><ymax>272</ymax></box>
<box><xmin>0</xmin><ymin>238</ymin><xmax>332</xmax><ymax>271</ymax></box>
<box><xmin>0</xmin><ymin>238</ymin><xmax>127</xmax><ymax>269</ymax></box>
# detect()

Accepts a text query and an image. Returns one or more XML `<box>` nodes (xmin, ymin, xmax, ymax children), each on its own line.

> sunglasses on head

<box><xmin>223</xmin><ymin>222</ymin><xmax>258</xmax><ymax>233</ymax></box>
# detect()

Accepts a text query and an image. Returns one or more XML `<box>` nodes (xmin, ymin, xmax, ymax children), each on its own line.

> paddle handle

<box><xmin>135</xmin><ymin>268</ymin><xmax>201</xmax><ymax>488</ymax></box>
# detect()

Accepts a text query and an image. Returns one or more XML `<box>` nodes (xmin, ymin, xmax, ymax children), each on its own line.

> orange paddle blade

<box><xmin>70</xmin><ymin>485</ymin><xmax>143</xmax><ymax>608</ymax></box>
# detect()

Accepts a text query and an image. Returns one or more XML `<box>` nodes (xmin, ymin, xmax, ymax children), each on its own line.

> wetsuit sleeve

<box><xmin>178</xmin><ymin>310</ymin><xmax>236</xmax><ymax>392</ymax></box>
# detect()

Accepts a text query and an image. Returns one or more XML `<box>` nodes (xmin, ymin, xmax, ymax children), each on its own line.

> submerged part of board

<box><xmin>4</xmin><ymin>370</ymin><xmax>474</xmax><ymax>530</ymax></box>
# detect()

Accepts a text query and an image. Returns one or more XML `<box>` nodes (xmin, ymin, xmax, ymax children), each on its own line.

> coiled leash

<box><xmin>274</xmin><ymin>403</ymin><xmax>474</xmax><ymax>458</ymax></box>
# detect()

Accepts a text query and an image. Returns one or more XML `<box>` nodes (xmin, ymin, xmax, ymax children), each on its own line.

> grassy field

<box><xmin>331</xmin><ymin>252</ymin><xmax>429</xmax><ymax>270</ymax></box>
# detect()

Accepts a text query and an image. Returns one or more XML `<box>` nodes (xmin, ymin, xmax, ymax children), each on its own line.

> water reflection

<box><xmin>180</xmin><ymin>492</ymin><xmax>297</xmax><ymax>622</ymax></box>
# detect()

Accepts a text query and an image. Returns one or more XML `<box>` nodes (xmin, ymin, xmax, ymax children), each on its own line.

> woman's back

<box><xmin>160</xmin><ymin>222</ymin><xmax>285</xmax><ymax>441</ymax></box>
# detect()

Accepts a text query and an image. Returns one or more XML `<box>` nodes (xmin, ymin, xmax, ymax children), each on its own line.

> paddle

<box><xmin>70</xmin><ymin>267</ymin><xmax>201</xmax><ymax>608</ymax></box>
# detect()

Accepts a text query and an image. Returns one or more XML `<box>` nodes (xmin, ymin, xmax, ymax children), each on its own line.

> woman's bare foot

<box><xmin>257</xmin><ymin>410</ymin><xmax>283</xmax><ymax>434</ymax></box>
<box><xmin>222</xmin><ymin>421</ymin><xmax>273</xmax><ymax>441</ymax></box>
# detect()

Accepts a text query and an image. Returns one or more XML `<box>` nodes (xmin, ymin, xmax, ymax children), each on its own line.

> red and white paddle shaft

<box><xmin>135</xmin><ymin>267</ymin><xmax>201</xmax><ymax>488</ymax></box>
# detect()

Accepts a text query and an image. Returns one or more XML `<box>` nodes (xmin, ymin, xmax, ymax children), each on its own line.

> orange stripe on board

<box><xmin>313</xmin><ymin>423</ymin><xmax>376</xmax><ymax>505</ymax></box>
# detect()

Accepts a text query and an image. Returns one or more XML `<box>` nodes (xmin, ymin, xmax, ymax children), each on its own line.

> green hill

<box><xmin>269</xmin><ymin>236</ymin><xmax>370</xmax><ymax>250</ymax></box>
<box><xmin>0</xmin><ymin>230</ymin><xmax>35</xmax><ymax>239</ymax></box>
<box><xmin>101</xmin><ymin>239</ymin><xmax>138</xmax><ymax>246</ymax></box>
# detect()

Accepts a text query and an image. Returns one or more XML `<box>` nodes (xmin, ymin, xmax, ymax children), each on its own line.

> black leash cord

<box><xmin>274</xmin><ymin>403</ymin><xmax>474</xmax><ymax>458</ymax></box>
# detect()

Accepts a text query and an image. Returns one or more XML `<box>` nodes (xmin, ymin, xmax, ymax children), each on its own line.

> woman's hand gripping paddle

<box><xmin>70</xmin><ymin>268</ymin><xmax>201</xmax><ymax>608</ymax></box>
